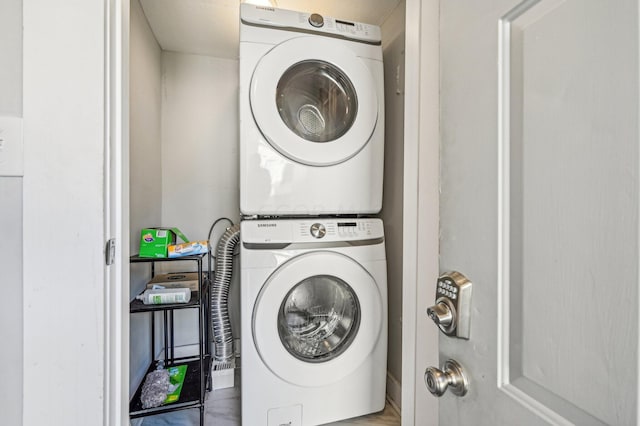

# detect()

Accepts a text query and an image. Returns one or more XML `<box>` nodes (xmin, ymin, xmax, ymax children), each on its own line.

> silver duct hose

<box><xmin>211</xmin><ymin>223</ymin><xmax>240</xmax><ymax>362</ymax></box>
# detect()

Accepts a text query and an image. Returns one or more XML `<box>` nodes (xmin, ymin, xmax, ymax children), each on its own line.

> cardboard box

<box><xmin>168</xmin><ymin>240</ymin><xmax>208</xmax><ymax>258</ymax></box>
<box><xmin>146</xmin><ymin>272</ymin><xmax>202</xmax><ymax>292</ymax></box>
<box><xmin>139</xmin><ymin>227</ymin><xmax>189</xmax><ymax>258</ymax></box>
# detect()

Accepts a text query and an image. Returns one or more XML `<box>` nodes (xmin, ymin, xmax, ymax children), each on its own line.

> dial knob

<box><xmin>310</xmin><ymin>223</ymin><xmax>326</xmax><ymax>239</ymax></box>
<box><xmin>308</xmin><ymin>13</ymin><xmax>324</xmax><ymax>28</ymax></box>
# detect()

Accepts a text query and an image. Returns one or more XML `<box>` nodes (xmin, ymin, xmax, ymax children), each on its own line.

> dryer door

<box><xmin>250</xmin><ymin>36</ymin><xmax>379</xmax><ymax>166</ymax></box>
<box><xmin>252</xmin><ymin>251</ymin><xmax>383</xmax><ymax>387</ymax></box>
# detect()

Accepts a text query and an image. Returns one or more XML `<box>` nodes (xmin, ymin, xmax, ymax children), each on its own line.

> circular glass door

<box><xmin>252</xmin><ymin>251</ymin><xmax>382</xmax><ymax>387</ymax></box>
<box><xmin>250</xmin><ymin>36</ymin><xmax>379</xmax><ymax>166</ymax></box>
<box><xmin>278</xmin><ymin>275</ymin><xmax>360</xmax><ymax>363</ymax></box>
<box><xmin>276</xmin><ymin>61</ymin><xmax>357</xmax><ymax>143</ymax></box>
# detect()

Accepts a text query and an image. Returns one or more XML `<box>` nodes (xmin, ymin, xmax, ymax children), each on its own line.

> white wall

<box><xmin>159</xmin><ymin>51</ymin><xmax>241</xmax><ymax>351</ymax></box>
<box><xmin>0</xmin><ymin>0</ymin><xmax>22</xmax><ymax>114</ymax></box>
<box><xmin>129</xmin><ymin>0</ymin><xmax>163</xmax><ymax>395</ymax></box>
<box><xmin>160</xmin><ymin>52</ymin><xmax>240</xmax><ymax>241</ymax></box>
<box><xmin>128</xmin><ymin>5</ymin><xmax>241</xmax><ymax>393</ymax></box>
<box><xmin>0</xmin><ymin>181</ymin><xmax>22</xmax><ymax>426</ymax></box>
<box><xmin>381</xmin><ymin>0</ymin><xmax>406</xmax><ymax>410</ymax></box>
<box><xmin>0</xmin><ymin>1</ymin><xmax>23</xmax><ymax>426</ymax></box>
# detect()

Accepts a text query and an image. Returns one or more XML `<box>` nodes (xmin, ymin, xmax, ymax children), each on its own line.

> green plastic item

<box><xmin>164</xmin><ymin>364</ymin><xmax>188</xmax><ymax>404</ymax></box>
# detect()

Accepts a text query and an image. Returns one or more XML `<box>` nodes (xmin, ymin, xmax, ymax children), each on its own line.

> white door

<box><xmin>433</xmin><ymin>0</ymin><xmax>639</xmax><ymax>424</ymax></box>
<box><xmin>22</xmin><ymin>1</ymin><xmax>128</xmax><ymax>425</ymax></box>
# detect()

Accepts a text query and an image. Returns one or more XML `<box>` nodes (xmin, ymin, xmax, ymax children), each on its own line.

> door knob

<box><xmin>424</xmin><ymin>359</ymin><xmax>469</xmax><ymax>397</ymax></box>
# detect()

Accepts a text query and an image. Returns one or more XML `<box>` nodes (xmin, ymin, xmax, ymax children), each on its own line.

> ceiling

<box><xmin>139</xmin><ymin>0</ymin><xmax>403</xmax><ymax>59</ymax></box>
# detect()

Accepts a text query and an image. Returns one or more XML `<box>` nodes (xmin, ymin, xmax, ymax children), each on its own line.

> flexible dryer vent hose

<box><xmin>211</xmin><ymin>223</ymin><xmax>240</xmax><ymax>362</ymax></box>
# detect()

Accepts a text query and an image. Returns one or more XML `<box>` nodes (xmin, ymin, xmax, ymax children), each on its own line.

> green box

<box><xmin>139</xmin><ymin>227</ymin><xmax>188</xmax><ymax>258</ymax></box>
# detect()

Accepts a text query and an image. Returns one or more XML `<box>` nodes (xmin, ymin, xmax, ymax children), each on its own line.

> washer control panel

<box><xmin>299</xmin><ymin>220</ymin><xmax>378</xmax><ymax>241</ymax></box>
<box><xmin>241</xmin><ymin>218</ymin><xmax>384</xmax><ymax>244</ymax></box>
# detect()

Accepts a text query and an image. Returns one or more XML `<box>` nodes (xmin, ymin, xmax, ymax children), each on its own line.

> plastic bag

<box><xmin>140</xmin><ymin>367</ymin><xmax>170</xmax><ymax>409</ymax></box>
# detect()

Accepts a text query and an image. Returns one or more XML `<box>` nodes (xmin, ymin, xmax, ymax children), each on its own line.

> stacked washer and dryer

<box><xmin>238</xmin><ymin>4</ymin><xmax>388</xmax><ymax>425</ymax></box>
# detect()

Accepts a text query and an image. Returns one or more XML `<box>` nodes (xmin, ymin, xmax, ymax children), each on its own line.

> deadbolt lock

<box><xmin>427</xmin><ymin>271</ymin><xmax>472</xmax><ymax>339</ymax></box>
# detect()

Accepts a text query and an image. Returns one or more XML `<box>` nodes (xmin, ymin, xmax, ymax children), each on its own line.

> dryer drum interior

<box><xmin>276</xmin><ymin>60</ymin><xmax>358</xmax><ymax>143</ymax></box>
<box><xmin>277</xmin><ymin>274</ymin><xmax>361</xmax><ymax>363</ymax></box>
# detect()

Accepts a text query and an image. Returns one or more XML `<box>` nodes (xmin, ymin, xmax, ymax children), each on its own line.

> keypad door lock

<box><xmin>427</xmin><ymin>271</ymin><xmax>472</xmax><ymax>339</ymax></box>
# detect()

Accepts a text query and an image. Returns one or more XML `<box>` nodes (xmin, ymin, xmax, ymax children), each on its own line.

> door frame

<box><xmin>103</xmin><ymin>0</ymin><xmax>440</xmax><ymax>424</ymax></box>
<box><xmin>104</xmin><ymin>0</ymin><xmax>130</xmax><ymax>425</ymax></box>
<box><xmin>400</xmin><ymin>0</ymin><xmax>440</xmax><ymax>425</ymax></box>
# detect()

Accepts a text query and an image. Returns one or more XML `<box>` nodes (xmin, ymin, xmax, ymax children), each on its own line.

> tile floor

<box><xmin>140</xmin><ymin>367</ymin><xmax>400</xmax><ymax>426</ymax></box>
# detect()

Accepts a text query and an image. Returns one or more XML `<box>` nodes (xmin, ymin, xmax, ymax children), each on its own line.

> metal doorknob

<box><xmin>424</xmin><ymin>359</ymin><xmax>469</xmax><ymax>397</ymax></box>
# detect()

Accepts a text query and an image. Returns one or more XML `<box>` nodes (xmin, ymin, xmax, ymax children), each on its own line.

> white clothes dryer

<box><xmin>239</xmin><ymin>4</ymin><xmax>385</xmax><ymax>216</ymax></box>
<box><xmin>240</xmin><ymin>218</ymin><xmax>388</xmax><ymax>426</ymax></box>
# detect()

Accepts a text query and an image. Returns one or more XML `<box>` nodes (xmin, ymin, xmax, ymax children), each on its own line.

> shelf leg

<box><xmin>151</xmin><ymin>311</ymin><xmax>156</xmax><ymax>362</ymax></box>
<box><xmin>163</xmin><ymin>310</ymin><xmax>169</xmax><ymax>363</ymax></box>
<box><xmin>170</xmin><ymin>309</ymin><xmax>175</xmax><ymax>361</ymax></box>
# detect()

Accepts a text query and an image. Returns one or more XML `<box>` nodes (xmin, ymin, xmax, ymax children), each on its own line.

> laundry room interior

<box><xmin>128</xmin><ymin>0</ymin><xmax>407</xmax><ymax>424</ymax></box>
<box><xmin>8</xmin><ymin>0</ymin><xmax>638</xmax><ymax>425</ymax></box>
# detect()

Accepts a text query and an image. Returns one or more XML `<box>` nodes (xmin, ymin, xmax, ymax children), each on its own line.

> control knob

<box><xmin>308</xmin><ymin>13</ymin><xmax>324</xmax><ymax>28</ymax></box>
<box><xmin>310</xmin><ymin>223</ymin><xmax>326</xmax><ymax>239</ymax></box>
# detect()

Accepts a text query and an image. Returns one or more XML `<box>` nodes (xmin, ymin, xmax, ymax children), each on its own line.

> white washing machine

<box><xmin>240</xmin><ymin>218</ymin><xmax>388</xmax><ymax>426</ymax></box>
<box><xmin>239</xmin><ymin>4</ymin><xmax>385</xmax><ymax>216</ymax></box>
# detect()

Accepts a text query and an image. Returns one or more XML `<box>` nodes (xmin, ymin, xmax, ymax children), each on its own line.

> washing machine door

<box><xmin>252</xmin><ymin>251</ymin><xmax>383</xmax><ymax>387</ymax></box>
<box><xmin>250</xmin><ymin>36</ymin><xmax>379</xmax><ymax>166</ymax></box>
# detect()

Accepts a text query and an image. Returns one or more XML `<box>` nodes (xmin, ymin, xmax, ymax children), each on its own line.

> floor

<box><xmin>140</xmin><ymin>367</ymin><xmax>400</xmax><ymax>426</ymax></box>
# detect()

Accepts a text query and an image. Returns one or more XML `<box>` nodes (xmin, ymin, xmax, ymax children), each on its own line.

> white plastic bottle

<box><xmin>136</xmin><ymin>288</ymin><xmax>191</xmax><ymax>305</ymax></box>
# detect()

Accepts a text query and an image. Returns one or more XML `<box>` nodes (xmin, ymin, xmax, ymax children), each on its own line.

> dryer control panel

<box><xmin>240</xmin><ymin>3</ymin><xmax>382</xmax><ymax>44</ymax></box>
<box><xmin>241</xmin><ymin>218</ymin><xmax>384</xmax><ymax>245</ymax></box>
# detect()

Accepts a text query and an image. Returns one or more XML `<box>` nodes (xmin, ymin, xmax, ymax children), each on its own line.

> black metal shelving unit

<box><xmin>129</xmin><ymin>253</ymin><xmax>211</xmax><ymax>426</ymax></box>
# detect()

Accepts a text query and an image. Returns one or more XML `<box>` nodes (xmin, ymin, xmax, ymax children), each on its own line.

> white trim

<box><xmin>104</xmin><ymin>0</ymin><xmax>130</xmax><ymax>425</ymax></box>
<box><xmin>496</xmin><ymin>11</ymin><xmax>511</xmax><ymax>391</ymax></box>
<box><xmin>497</xmin><ymin>2</ymin><xmax>575</xmax><ymax>424</ymax></box>
<box><xmin>401</xmin><ymin>0</ymin><xmax>440</xmax><ymax>425</ymax></box>
<box><xmin>638</xmin><ymin>2</ymin><xmax>640</xmax><ymax>422</ymax></box>
<box><xmin>500</xmin><ymin>385</ymin><xmax>573</xmax><ymax>426</ymax></box>
<box><xmin>400</xmin><ymin>0</ymin><xmax>420</xmax><ymax>423</ymax></box>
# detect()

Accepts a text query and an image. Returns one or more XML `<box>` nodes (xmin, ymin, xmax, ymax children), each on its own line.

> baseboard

<box><xmin>163</xmin><ymin>341</ymin><xmax>242</xmax><ymax>359</ymax></box>
<box><xmin>158</xmin><ymin>343</ymin><xmax>200</xmax><ymax>359</ymax></box>
<box><xmin>386</xmin><ymin>371</ymin><xmax>402</xmax><ymax>413</ymax></box>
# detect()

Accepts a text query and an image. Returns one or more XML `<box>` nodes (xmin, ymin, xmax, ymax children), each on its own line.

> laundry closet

<box><xmin>128</xmin><ymin>0</ymin><xmax>407</xmax><ymax>424</ymax></box>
